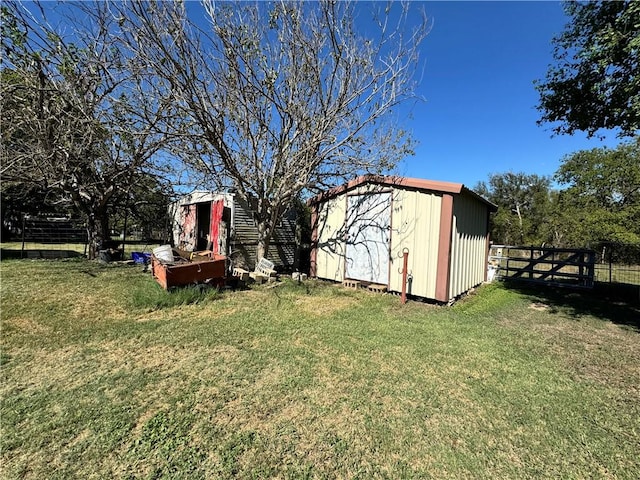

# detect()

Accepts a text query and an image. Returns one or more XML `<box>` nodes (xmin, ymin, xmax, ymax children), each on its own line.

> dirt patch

<box><xmin>4</xmin><ymin>316</ymin><xmax>52</xmax><ymax>335</ymax></box>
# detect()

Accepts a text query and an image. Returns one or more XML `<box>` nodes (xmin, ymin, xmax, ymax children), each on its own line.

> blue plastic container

<box><xmin>132</xmin><ymin>252</ymin><xmax>152</xmax><ymax>264</ymax></box>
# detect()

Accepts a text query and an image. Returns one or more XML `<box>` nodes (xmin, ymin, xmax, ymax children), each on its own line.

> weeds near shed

<box><xmin>129</xmin><ymin>281</ymin><xmax>220</xmax><ymax>311</ymax></box>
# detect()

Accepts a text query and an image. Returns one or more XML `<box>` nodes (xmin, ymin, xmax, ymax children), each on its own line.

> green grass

<box><xmin>1</xmin><ymin>259</ymin><xmax>639</xmax><ymax>479</ymax></box>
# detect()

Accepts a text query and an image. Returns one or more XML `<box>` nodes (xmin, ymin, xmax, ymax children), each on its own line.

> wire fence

<box><xmin>0</xmin><ymin>215</ymin><xmax>87</xmax><ymax>259</ymax></box>
<box><xmin>591</xmin><ymin>242</ymin><xmax>640</xmax><ymax>286</ymax></box>
<box><xmin>1</xmin><ymin>215</ymin><xmax>161</xmax><ymax>260</ymax></box>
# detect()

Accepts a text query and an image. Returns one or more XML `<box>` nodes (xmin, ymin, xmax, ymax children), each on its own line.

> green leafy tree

<box><xmin>536</xmin><ymin>1</ymin><xmax>640</xmax><ymax>138</ymax></box>
<box><xmin>554</xmin><ymin>139</ymin><xmax>640</xmax><ymax>245</ymax></box>
<box><xmin>476</xmin><ymin>173</ymin><xmax>553</xmax><ymax>246</ymax></box>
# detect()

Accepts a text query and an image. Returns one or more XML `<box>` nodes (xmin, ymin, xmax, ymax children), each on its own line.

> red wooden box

<box><xmin>151</xmin><ymin>253</ymin><xmax>226</xmax><ymax>290</ymax></box>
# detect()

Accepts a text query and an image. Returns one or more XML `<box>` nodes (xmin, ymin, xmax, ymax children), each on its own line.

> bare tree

<box><xmin>1</xmin><ymin>2</ymin><xmax>174</xmax><ymax>258</ymax></box>
<box><xmin>117</xmin><ymin>0</ymin><xmax>427</xmax><ymax>261</ymax></box>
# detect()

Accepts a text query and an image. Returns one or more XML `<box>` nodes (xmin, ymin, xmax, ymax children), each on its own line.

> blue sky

<box><xmin>30</xmin><ymin>1</ymin><xmax>625</xmax><ymax>191</ymax></box>
<box><xmin>397</xmin><ymin>1</ymin><xmax>624</xmax><ymax>188</ymax></box>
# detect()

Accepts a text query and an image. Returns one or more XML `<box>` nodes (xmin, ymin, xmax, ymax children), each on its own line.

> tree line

<box><xmin>476</xmin><ymin>138</ymin><xmax>640</xmax><ymax>248</ymax></box>
<box><xmin>1</xmin><ymin>1</ymin><xmax>638</xmax><ymax>259</ymax></box>
<box><xmin>1</xmin><ymin>0</ymin><xmax>427</xmax><ymax>259</ymax></box>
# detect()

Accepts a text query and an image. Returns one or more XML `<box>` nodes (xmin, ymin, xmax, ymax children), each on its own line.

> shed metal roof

<box><xmin>308</xmin><ymin>174</ymin><xmax>497</xmax><ymax>211</ymax></box>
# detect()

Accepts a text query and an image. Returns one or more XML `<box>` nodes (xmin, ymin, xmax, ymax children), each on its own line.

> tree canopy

<box><xmin>536</xmin><ymin>0</ymin><xmax>640</xmax><ymax>138</ymax></box>
<box><xmin>479</xmin><ymin>140</ymin><xmax>640</xmax><ymax>247</ymax></box>
<box><xmin>554</xmin><ymin>138</ymin><xmax>640</xmax><ymax>245</ymax></box>
<box><xmin>114</xmin><ymin>0</ymin><xmax>428</xmax><ymax>260</ymax></box>
<box><xmin>475</xmin><ymin>173</ymin><xmax>553</xmax><ymax>246</ymax></box>
<box><xmin>1</xmin><ymin>2</ymin><xmax>174</xmax><ymax>257</ymax></box>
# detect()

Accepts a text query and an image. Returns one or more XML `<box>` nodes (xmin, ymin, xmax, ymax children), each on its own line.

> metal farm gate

<box><xmin>489</xmin><ymin>245</ymin><xmax>595</xmax><ymax>289</ymax></box>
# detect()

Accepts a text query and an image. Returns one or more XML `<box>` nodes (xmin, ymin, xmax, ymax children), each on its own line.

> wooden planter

<box><xmin>151</xmin><ymin>253</ymin><xmax>226</xmax><ymax>290</ymax></box>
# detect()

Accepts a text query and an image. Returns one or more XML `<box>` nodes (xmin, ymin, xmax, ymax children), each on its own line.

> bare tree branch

<box><xmin>114</xmin><ymin>0</ymin><xmax>427</xmax><ymax>261</ymax></box>
<box><xmin>1</xmin><ymin>1</ymin><xmax>176</xmax><ymax>257</ymax></box>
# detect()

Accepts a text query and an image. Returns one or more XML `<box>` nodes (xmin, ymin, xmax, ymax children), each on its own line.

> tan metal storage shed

<box><xmin>308</xmin><ymin>175</ymin><xmax>497</xmax><ymax>302</ymax></box>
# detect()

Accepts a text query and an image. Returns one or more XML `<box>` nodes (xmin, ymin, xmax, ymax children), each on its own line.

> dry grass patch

<box><xmin>293</xmin><ymin>293</ymin><xmax>358</xmax><ymax>317</ymax></box>
<box><xmin>493</xmin><ymin>287</ymin><xmax>640</xmax><ymax>398</ymax></box>
<box><xmin>69</xmin><ymin>294</ymin><xmax>130</xmax><ymax>322</ymax></box>
<box><xmin>2</xmin><ymin>345</ymin><xmax>87</xmax><ymax>391</ymax></box>
<box><xmin>529</xmin><ymin>317</ymin><xmax>640</xmax><ymax>394</ymax></box>
<box><xmin>3</xmin><ymin>316</ymin><xmax>53</xmax><ymax>335</ymax></box>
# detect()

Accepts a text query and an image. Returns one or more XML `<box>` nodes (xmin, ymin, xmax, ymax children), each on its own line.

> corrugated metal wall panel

<box><xmin>170</xmin><ymin>192</ymin><xmax>297</xmax><ymax>270</ymax></box>
<box><xmin>229</xmin><ymin>242</ymin><xmax>296</xmax><ymax>270</ymax></box>
<box><xmin>232</xmin><ymin>197</ymin><xmax>296</xmax><ymax>243</ymax></box>
<box><xmin>315</xmin><ymin>195</ymin><xmax>347</xmax><ymax>282</ymax></box>
<box><xmin>312</xmin><ymin>180</ymin><xmax>489</xmax><ymax>301</ymax></box>
<box><xmin>389</xmin><ymin>189</ymin><xmax>441</xmax><ymax>299</ymax></box>
<box><xmin>231</xmin><ymin>196</ymin><xmax>297</xmax><ymax>269</ymax></box>
<box><xmin>449</xmin><ymin>193</ymin><xmax>489</xmax><ymax>298</ymax></box>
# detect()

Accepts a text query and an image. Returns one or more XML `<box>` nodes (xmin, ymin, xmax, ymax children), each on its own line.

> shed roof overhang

<box><xmin>307</xmin><ymin>174</ymin><xmax>497</xmax><ymax>212</ymax></box>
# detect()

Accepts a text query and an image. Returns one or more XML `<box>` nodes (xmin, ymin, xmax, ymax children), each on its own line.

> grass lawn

<box><xmin>1</xmin><ymin>259</ymin><xmax>639</xmax><ymax>479</ymax></box>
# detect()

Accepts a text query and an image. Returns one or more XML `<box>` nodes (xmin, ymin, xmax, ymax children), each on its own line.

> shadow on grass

<box><xmin>501</xmin><ymin>280</ymin><xmax>640</xmax><ymax>331</ymax></box>
<box><xmin>1</xmin><ymin>249</ymin><xmax>85</xmax><ymax>260</ymax></box>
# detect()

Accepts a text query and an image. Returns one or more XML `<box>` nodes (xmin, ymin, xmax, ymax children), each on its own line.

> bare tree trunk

<box><xmin>515</xmin><ymin>203</ymin><xmax>524</xmax><ymax>244</ymax></box>
<box><xmin>256</xmin><ymin>220</ymin><xmax>272</xmax><ymax>262</ymax></box>
<box><xmin>86</xmin><ymin>216</ymin><xmax>98</xmax><ymax>260</ymax></box>
<box><xmin>86</xmin><ymin>211</ymin><xmax>110</xmax><ymax>260</ymax></box>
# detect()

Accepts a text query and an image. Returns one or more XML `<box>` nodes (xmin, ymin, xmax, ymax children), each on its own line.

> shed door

<box><xmin>178</xmin><ymin>204</ymin><xmax>197</xmax><ymax>250</ymax></box>
<box><xmin>345</xmin><ymin>192</ymin><xmax>392</xmax><ymax>284</ymax></box>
